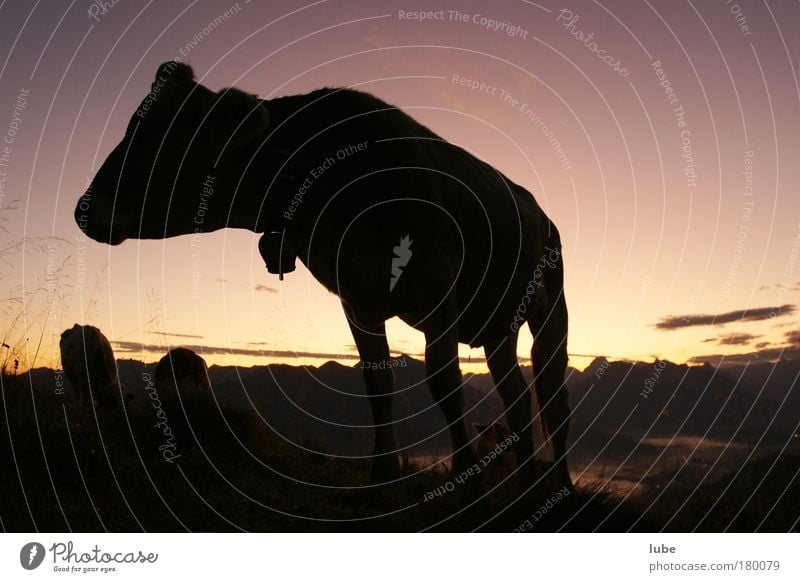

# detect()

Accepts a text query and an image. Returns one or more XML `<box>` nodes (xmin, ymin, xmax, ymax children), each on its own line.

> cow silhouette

<box><xmin>76</xmin><ymin>62</ymin><xmax>571</xmax><ymax>497</ymax></box>
<box><xmin>154</xmin><ymin>348</ymin><xmax>211</xmax><ymax>393</ymax></box>
<box><xmin>59</xmin><ymin>324</ymin><xmax>120</xmax><ymax>408</ymax></box>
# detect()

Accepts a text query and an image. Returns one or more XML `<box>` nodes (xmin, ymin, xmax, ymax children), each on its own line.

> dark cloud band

<box><xmin>656</xmin><ymin>304</ymin><xmax>795</xmax><ymax>330</ymax></box>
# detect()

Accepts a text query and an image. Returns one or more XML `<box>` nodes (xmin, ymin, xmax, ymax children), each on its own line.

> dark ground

<box><xmin>1</xmin><ymin>367</ymin><xmax>798</xmax><ymax>532</ymax></box>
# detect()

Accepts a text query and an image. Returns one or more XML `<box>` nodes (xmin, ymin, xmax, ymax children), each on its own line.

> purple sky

<box><xmin>1</xmin><ymin>0</ymin><xmax>798</xmax><ymax>371</ymax></box>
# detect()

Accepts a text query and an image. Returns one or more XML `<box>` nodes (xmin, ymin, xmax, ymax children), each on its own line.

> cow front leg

<box><xmin>344</xmin><ymin>307</ymin><xmax>399</xmax><ymax>482</ymax></box>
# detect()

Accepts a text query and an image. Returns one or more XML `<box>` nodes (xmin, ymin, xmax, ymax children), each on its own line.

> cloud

<box><xmin>691</xmin><ymin>332</ymin><xmax>800</xmax><ymax>366</ymax></box>
<box><xmin>689</xmin><ymin>345</ymin><xmax>800</xmax><ymax>367</ymax></box>
<box><xmin>702</xmin><ymin>333</ymin><xmax>760</xmax><ymax>346</ymax></box>
<box><xmin>785</xmin><ymin>330</ymin><xmax>800</xmax><ymax>346</ymax></box>
<box><xmin>769</xmin><ymin>282</ymin><xmax>800</xmax><ymax>291</ymax></box>
<box><xmin>215</xmin><ymin>277</ymin><xmax>228</xmax><ymax>283</ymax></box>
<box><xmin>254</xmin><ymin>283</ymin><xmax>277</xmax><ymax>293</ymax></box>
<box><xmin>341</xmin><ymin>343</ymin><xmax>425</xmax><ymax>359</ymax></box>
<box><xmin>655</xmin><ymin>304</ymin><xmax>795</xmax><ymax>330</ymax></box>
<box><xmin>147</xmin><ymin>331</ymin><xmax>203</xmax><ymax>339</ymax></box>
<box><xmin>113</xmin><ymin>340</ymin><xmax>363</xmax><ymax>360</ymax></box>
<box><xmin>112</xmin><ymin>341</ymin><xmax>463</xmax><ymax>363</ymax></box>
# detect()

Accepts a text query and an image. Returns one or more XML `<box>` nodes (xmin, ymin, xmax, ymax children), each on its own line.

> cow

<box><xmin>59</xmin><ymin>324</ymin><xmax>120</xmax><ymax>408</ymax></box>
<box><xmin>154</xmin><ymin>348</ymin><xmax>210</xmax><ymax>393</ymax></box>
<box><xmin>75</xmin><ymin>61</ymin><xmax>571</xmax><ymax>500</ymax></box>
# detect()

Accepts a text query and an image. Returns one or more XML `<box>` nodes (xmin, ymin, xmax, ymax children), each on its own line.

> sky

<box><xmin>0</xmin><ymin>0</ymin><xmax>798</xmax><ymax>373</ymax></box>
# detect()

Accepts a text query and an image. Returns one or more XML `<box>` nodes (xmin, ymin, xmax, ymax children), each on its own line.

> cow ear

<box><xmin>155</xmin><ymin>61</ymin><xmax>194</xmax><ymax>84</ymax></box>
<box><xmin>214</xmin><ymin>87</ymin><xmax>269</xmax><ymax>149</ymax></box>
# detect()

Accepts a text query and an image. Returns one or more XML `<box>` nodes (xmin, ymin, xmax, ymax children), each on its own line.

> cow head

<box><xmin>76</xmin><ymin>61</ymin><xmax>270</xmax><ymax>244</ymax></box>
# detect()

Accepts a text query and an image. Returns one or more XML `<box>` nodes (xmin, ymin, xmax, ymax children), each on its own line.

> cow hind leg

<box><xmin>484</xmin><ymin>333</ymin><xmax>537</xmax><ymax>493</ymax></box>
<box><xmin>344</xmin><ymin>307</ymin><xmax>400</xmax><ymax>482</ymax></box>
<box><xmin>424</xmin><ymin>303</ymin><xmax>483</xmax><ymax>504</ymax></box>
<box><xmin>528</xmin><ymin>292</ymin><xmax>571</xmax><ymax>489</ymax></box>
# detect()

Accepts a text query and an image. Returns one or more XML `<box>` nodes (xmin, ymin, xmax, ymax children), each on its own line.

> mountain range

<box><xmin>27</xmin><ymin>354</ymin><xmax>800</xmax><ymax>492</ymax></box>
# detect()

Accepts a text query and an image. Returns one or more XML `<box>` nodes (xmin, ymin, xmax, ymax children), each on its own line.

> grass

<box><xmin>1</xmin><ymin>369</ymin><xmax>797</xmax><ymax>532</ymax></box>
